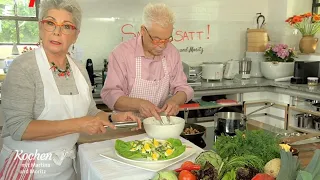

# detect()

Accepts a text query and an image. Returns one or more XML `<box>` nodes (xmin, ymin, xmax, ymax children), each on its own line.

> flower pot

<box><xmin>260</xmin><ymin>62</ymin><xmax>294</xmax><ymax>79</ymax></box>
<box><xmin>299</xmin><ymin>36</ymin><xmax>318</xmax><ymax>54</ymax></box>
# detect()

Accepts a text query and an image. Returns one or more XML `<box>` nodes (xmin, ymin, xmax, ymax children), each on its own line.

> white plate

<box><xmin>99</xmin><ymin>147</ymin><xmax>196</xmax><ymax>172</ymax></box>
<box><xmin>114</xmin><ymin>148</ymin><xmax>185</xmax><ymax>164</ymax></box>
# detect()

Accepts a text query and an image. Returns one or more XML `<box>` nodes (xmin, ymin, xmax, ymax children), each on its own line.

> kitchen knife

<box><xmin>104</xmin><ymin>121</ymin><xmax>138</xmax><ymax>128</ymax></box>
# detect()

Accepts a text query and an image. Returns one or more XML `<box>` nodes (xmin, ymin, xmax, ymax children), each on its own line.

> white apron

<box><xmin>129</xmin><ymin>56</ymin><xmax>170</xmax><ymax>115</ymax></box>
<box><xmin>0</xmin><ymin>47</ymin><xmax>90</xmax><ymax>180</ymax></box>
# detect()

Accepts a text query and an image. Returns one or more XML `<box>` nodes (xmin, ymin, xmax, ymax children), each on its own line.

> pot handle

<box><xmin>243</xmin><ymin>102</ymin><xmax>275</xmax><ymax>120</ymax></box>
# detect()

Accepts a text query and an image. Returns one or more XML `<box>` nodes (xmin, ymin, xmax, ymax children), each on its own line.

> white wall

<box><xmin>0</xmin><ymin>0</ymin><xmax>314</xmax><ymax>70</ymax></box>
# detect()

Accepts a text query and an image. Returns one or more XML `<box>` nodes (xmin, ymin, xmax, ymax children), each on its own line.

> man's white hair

<box><xmin>142</xmin><ymin>3</ymin><xmax>176</xmax><ymax>28</ymax></box>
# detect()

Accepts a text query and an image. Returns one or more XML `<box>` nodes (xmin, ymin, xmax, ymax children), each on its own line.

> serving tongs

<box><xmin>104</xmin><ymin>121</ymin><xmax>138</xmax><ymax>128</ymax></box>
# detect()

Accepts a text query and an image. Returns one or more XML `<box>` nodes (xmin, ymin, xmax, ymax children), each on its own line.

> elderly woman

<box><xmin>101</xmin><ymin>3</ymin><xmax>194</xmax><ymax>120</ymax></box>
<box><xmin>0</xmin><ymin>0</ymin><xmax>141</xmax><ymax>179</ymax></box>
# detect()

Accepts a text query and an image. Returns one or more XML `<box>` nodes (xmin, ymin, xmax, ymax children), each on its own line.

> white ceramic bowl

<box><xmin>143</xmin><ymin>116</ymin><xmax>185</xmax><ymax>140</ymax></box>
<box><xmin>260</xmin><ymin>62</ymin><xmax>294</xmax><ymax>79</ymax></box>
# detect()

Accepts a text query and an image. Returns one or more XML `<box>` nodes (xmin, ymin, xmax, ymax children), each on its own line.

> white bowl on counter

<box><xmin>260</xmin><ymin>62</ymin><xmax>294</xmax><ymax>80</ymax></box>
<box><xmin>143</xmin><ymin>116</ymin><xmax>185</xmax><ymax>140</ymax></box>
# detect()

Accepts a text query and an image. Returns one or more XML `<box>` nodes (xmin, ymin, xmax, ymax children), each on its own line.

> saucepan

<box><xmin>214</xmin><ymin>103</ymin><xmax>275</xmax><ymax>134</ymax></box>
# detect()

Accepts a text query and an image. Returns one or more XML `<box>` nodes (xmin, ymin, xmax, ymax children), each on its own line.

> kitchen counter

<box><xmin>93</xmin><ymin>78</ymin><xmax>320</xmax><ymax>104</ymax></box>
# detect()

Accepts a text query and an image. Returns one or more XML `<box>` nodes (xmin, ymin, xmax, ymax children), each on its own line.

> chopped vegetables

<box><xmin>183</xmin><ymin>127</ymin><xmax>200</xmax><ymax>135</ymax></box>
<box><xmin>115</xmin><ymin>138</ymin><xmax>186</xmax><ymax>161</ymax></box>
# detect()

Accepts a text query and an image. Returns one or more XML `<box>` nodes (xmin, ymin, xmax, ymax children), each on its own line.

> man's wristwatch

<box><xmin>108</xmin><ymin>114</ymin><xmax>113</xmax><ymax>123</ymax></box>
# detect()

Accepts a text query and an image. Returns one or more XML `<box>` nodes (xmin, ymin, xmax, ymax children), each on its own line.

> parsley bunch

<box><xmin>213</xmin><ymin>130</ymin><xmax>281</xmax><ymax>166</ymax></box>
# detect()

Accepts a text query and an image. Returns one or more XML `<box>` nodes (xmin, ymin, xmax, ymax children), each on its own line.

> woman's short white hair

<box><xmin>39</xmin><ymin>0</ymin><xmax>82</xmax><ymax>29</ymax></box>
<box><xmin>142</xmin><ymin>3</ymin><xmax>176</xmax><ymax>28</ymax></box>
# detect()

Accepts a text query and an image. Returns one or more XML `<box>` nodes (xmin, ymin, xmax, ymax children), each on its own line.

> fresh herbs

<box><xmin>213</xmin><ymin>130</ymin><xmax>281</xmax><ymax>165</ymax></box>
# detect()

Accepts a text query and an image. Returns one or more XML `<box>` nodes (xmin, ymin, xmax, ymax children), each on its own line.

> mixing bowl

<box><xmin>143</xmin><ymin>116</ymin><xmax>185</xmax><ymax>140</ymax></box>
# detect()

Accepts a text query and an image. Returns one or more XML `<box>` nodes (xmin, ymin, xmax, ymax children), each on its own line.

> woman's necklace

<box><xmin>50</xmin><ymin>61</ymin><xmax>71</xmax><ymax>78</ymax></box>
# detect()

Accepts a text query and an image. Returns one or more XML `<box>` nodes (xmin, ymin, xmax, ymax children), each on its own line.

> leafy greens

<box><xmin>115</xmin><ymin>138</ymin><xmax>186</xmax><ymax>161</ymax></box>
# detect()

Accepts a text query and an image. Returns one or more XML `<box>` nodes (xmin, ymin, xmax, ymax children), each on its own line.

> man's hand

<box><xmin>160</xmin><ymin>100</ymin><xmax>180</xmax><ymax>116</ymax></box>
<box><xmin>138</xmin><ymin>99</ymin><xmax>162</xmax><ymax>120</ymax></box>
<box><xmin>112</xmin><ymin>112</ymin><xmax>142</xmax><ymax>130</ymax></box>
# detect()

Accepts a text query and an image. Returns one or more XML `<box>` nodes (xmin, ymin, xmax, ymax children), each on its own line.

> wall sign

<box><xmin>120</xmin><ymin>23</ymin><xmax>211</xmax><ymax>54</ymax></box>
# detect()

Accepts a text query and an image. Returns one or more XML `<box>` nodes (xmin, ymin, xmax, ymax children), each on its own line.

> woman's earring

<box><xmin>72</xmin><ymin>44</ymin><xmax>75</xmax><ymax>50</ymax></box>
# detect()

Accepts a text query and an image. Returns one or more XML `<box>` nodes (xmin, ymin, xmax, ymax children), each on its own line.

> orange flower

<box><xmin>292</xmin><ymin>15</ymin><xmax>302</xmax><ymax>24</ymax></box>
<box><xmin>303</xmin><ymin>12</ymin><xmax>312</xmax><ymax>18</ymax></box>
<box><xmin>313</xmin><ymin>14</ymin><xmax>320</xmax><ymax>21</ymax></box>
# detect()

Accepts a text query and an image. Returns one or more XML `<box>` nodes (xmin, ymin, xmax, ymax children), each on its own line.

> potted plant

<box><xmin>261</xmin><ymin>43</ymin><xmax>296</xmax><ymax>80</ymax></box>
<box><xmin>286</xmin><ymin>12</ymin><xmax>320</xmax><ymax>53</ymax></box>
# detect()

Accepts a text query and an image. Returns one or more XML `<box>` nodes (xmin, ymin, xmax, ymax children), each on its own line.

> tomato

<box><xmin>178</xmin><ymin>170</ymin><xmax>197</xmax><ymax>180</ymax></box>
<box><xmin>181</xmin><ymin>161</ymin><xmax>195</xmax><ymax>169</ymax></box>
<box><xmin>252</xmin><ymin>173</ymin><xmax>275</xmax><ymax>180</ymax></box>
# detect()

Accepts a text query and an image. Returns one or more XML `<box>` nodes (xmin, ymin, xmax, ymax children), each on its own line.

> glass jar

<box><xmin>307</xmin><ymin>77</ymin><xmax>318</xmax><ymax>86</ymax></box>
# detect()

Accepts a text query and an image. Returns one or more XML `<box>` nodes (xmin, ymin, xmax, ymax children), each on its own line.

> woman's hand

<box><xmin>160</xmin><ymin>100</ymin><xmax>180</xmax><ymax>116</ymax></box>
<box><xmin>112</xmin><ymin>112</ymin><xmax>142</xmax><ymax>130</ymax></box>
<box><xmin>78</xmin><ymin>116</ymin><xmax>116</xmax><ymax>135</ymax></box>
<box><xmin>138</xmin><ymin>99</ymin><xmax>162</xmax><ymax>120</ymax></box>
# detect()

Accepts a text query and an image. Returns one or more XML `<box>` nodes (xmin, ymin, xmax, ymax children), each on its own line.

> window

<box><xmin>0</xmin><ymin>0</ymin><xmax>39</xmax><ymax>45</ymax></box>
<box><xmin>312</xmin><ymin>0</ymin><xmax>320</xmax><ymax>14</ymax></box>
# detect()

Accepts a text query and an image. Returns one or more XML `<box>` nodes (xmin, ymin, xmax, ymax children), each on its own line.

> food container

<box><xmin>307</xmin><ymin>77</ymin><xmax>318</xmax><ymax>86</ymax></box>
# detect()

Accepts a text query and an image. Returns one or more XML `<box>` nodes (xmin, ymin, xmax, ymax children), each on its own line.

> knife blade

<box><xmin>104</xmin><ymin>122</ymin><xmax>138</xmax><ymax>128</ymax></box>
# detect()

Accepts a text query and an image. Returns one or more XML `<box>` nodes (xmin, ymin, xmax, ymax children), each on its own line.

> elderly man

<box><xmin>101</xmin><ymin>3</ymin><xmax>194</xmax><ymax>120</ymax></box>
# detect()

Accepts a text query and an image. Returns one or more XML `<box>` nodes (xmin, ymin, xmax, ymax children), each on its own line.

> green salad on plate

<box><xmin>115</xmin><ymin>138</ymin><xmax>186</xmax><ymax>161</ymax></box>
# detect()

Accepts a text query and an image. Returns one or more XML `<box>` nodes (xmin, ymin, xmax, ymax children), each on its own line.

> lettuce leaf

<box><xmin>114</xmin><ymin>139</ymin><xmax>144</xmax><ymax>159</ymax></box>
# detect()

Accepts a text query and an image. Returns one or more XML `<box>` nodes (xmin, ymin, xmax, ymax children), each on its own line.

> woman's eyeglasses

<box><xmin>40</xmin><ymin>19</ymin><xmax>77</xmax><ymax>35</ymax></box>
<box><xmin>144</xmin><ymin>27</ymin><xmax>173</xmax><ymax>45</ymax></box>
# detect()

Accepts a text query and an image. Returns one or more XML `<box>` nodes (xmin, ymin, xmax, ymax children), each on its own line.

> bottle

<box><xmin>102</xmin><ymin>59</ymin><xmax>108</xmax><ymax>85</ymax></box>
<box><xmin>86</xmin><ymin>59</ymin><xmax>95</xmax><ymax>93</ymax></box>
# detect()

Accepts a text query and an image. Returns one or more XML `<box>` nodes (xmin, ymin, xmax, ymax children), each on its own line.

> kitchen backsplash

<box><xmin>0</xmin><ymin>0</ymin><xmax>313</xmax><ymax>69</ymax></box>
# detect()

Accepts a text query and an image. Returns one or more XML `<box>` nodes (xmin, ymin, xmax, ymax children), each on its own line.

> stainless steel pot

<box><xmin>296</xmin><ymin>114</ymin><xmax>313</xmax><ymax>128</ymax></box>
<box><xmin>214</xmin><ymin>103</ymin><xmax>274</xmax><ymax>134</ymax></box>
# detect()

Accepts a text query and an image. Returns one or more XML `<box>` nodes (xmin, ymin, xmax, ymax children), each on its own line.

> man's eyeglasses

<box><xmin>40</xmin><ymin>19</ymin><xmax>77</xmax><ymax>35</ymax></box>
<box><xmin>144</xmin><ymin>27</ymin><xmax>173</xmax><ymax>45</ymax></box>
